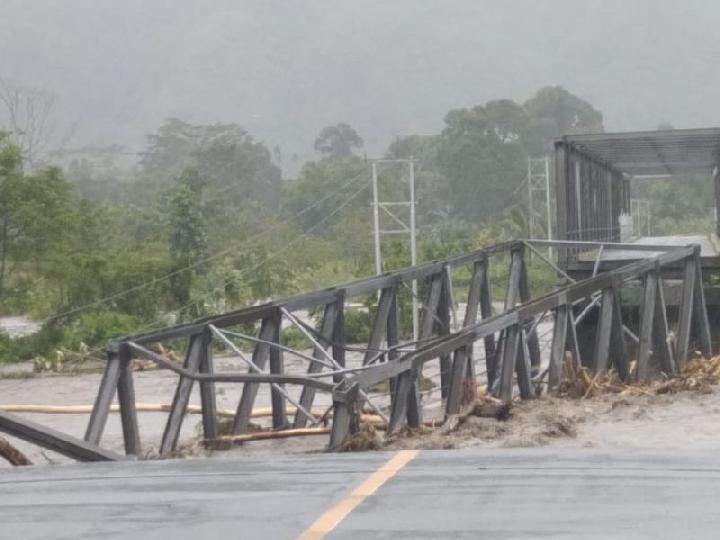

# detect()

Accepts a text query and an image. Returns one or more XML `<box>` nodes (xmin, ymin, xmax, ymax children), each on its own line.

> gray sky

<box><xmin>2</xmin><ymin>0</ymin><xmax>720</xmax><ymax>172</ymax></box>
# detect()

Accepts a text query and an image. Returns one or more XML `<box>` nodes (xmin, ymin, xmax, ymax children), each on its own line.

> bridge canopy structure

<box><xmin>554</xmin><ymin>127</ymin><xmax>720</xmax><ymax>272</ymax></box>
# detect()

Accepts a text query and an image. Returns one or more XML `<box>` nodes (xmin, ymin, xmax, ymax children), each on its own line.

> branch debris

<box><xmin>557</xmin><ymin>354</ymin><xmax>720</xmax><ymax>399</ymax></box>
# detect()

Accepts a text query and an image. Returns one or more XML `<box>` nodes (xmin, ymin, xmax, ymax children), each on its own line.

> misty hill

<box><xmin>3</xmin><ymin>0</ymin><xmax>720</xmax><ymax>174</ymax></box>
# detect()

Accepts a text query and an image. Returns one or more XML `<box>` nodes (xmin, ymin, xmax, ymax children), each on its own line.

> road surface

<box><xmin>1</xmin><ymin>448</ymin><xmax>719</xmax><ymax>539</ymax></box>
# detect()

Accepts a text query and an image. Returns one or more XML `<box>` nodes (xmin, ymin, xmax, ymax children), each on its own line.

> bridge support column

<box><xmin>85</xmin><ymin>350</ymin><xmax>121</xmax><ymax>445</ymax></box>
<box><xmin>160</xmin><ymin>333</ymin><xmax>203</xmax><ymax>456</ymax></box>
<box><xmin>117</xmin><ymin>343</ymin><xmax>140</xmax><ymax>455</ymax></box>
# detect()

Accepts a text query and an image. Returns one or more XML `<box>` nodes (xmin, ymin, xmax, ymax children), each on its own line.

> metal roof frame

<box><xmin>560</xmin><ymin>127</ymin><xmax>720</xmax><ymax>176</ymax></box>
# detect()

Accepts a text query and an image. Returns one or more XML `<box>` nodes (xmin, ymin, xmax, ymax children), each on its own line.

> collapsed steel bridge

<box><xmin>58</xmin><ymin>238</ymin><xmax>706</xmax><ymax>457</ymax></box>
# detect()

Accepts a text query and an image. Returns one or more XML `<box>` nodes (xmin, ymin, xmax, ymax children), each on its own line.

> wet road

<box><xmin>1</xmin><ymin>448</ymin><xmax>719</xmax><ymax>539</ymax></box>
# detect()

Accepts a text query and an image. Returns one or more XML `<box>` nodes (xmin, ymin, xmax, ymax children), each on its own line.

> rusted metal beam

<box><xmin>636</xmin><ymin>271</ymin><xmax>658</xmax><ymax>383</ymax></box>
<box><xmin>676</xmin><ymin>257</ymin><xmax>696</xmax><ymax>368</ymax></box>
<box><xmin>328</xmin><ymin>383</ymin><xmax>359</xmax><ymax>451</ymax></box>
<box><xmin>268</xmin><ymin>312</ymin><xmax>286</xmax><ymax>430</ymax></box>
<box><xmin>386</xmin><ymin>285</ymin><xmax>400</xmax><ymax>412</ymax></box>
<box><xmin>160</xmin><ymin>334</ymin><xmax>203</xmax><ymax>456</ymax></box>
<box><xmin>294</xmin><ymin>301</ymin><xmax>338</xmax><ymax>428</ymax></box>
<box><xmin>234</xmin><ymin>317</ymin><xmax>280</xmax><ymax>434</ymax></box>
<box><xmin>84</xmin><ymin>351</ymin><xmax>121</xmax><ymax>445</ymax></box>
<box><xmin>1</xmin><ymin>412</ymin><xmax>121</xmax><ymax>462</ymax></box>
<box><xmin>593</xmin><ymin>288</ymin><xmax>615</xmax><ymax>374</ymax></box>
<box><xmin>198</xmin><ymin>328</ymin><xmax>217</xmax><ymax>440</ymax></box>
<box><xmin>653</xmin><ymin>275</ymin><xmax>676</xmax><ymax>374</ymax></box>
<box><xmin>117</xmin><ymin>344</ymin><xmax>140</xmax><ymax>455</ymax></box>
<box><xmin>555</xmin><ymin>140</ymin><xmax>569</xmax><ymax>268</ymax></box>
<box><xmin>516</xmin><ymin>331</ymin><xmax>535</xmax><ymax>399</ymax></box>
<box><xmin>438</xmin><ymin>267</ymin><xmax>453</xmax><ymax>397</ymax></box>
<box><xmin>126</xmin><ymin>341</ymin><xmax>335</xmax><ymax>391</ymax></box>
<box><xmin>692</xmin><ymin>255</ymin><xmax>713</xmax><ymax>356</ymax></box>
<box><xmin>496</xmin><ymin>324</ymin><xmax>521</xmax><ymax>402</ymax></box>
<box><xmin>477</xmin><ymin>259</ymin><xmax>497</xmax><ymax>386</ymax></box>
<box><xmin>609</xmin><ymin>286</ymin><xmax>629</xmax><ymax>380</ymax></box>
<box><xmin>548</xmin><ymin>305</ymin><xmax>569</xmax><ymax>389</ymax></box>
<box><xmin>362</xmin><ymin>285</ymin><xmax>397</xmax><ymax>366</ymax></box>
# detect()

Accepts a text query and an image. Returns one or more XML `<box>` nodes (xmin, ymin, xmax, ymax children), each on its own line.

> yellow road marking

<box><xmin>297</xmin><ymin>450</ymin><xmax>419</xmax><ymax>540</ymax></box>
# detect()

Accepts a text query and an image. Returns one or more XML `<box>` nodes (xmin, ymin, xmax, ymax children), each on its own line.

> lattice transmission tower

<box><xmin>371</xmin><ymin>159</ymin><xmax>419</xmax><ymax>342</ymax></box>
<box><xmin>527</xmin><ymin>156</ymin><xmax>553</xmax><ymax>252</ymax></box>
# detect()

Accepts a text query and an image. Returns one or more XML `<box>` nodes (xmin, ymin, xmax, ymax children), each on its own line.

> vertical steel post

<box><xmin>575</xmin><ymin>160</ymin><xmax>582</xmax><ymax>240</ymax></box>
<box><xmin>554</xmin><ymin>141</ymin><xmax>569</xmax><ymax>268</ymax></box>
<box><xmin>85</xmin><ymin>350</ymin><xmax>121</xmax><ymax>445</ymax></box>
<box><xmin>117</xmin><ymin>343</ymin><xmax>140</xmax><ymax>456</ymax></box>
<box><xmin>409</xmin><ymin>159</ymin><xmax>419</xmax><ymax>343</ymax></box>
<box><xmin>527</xmin><ymin>156</ymin><xmax>534</xmax><ymax>240</ymax></box>
<box><xmin>544</xmin><ymin>156</ymin><xmax>552</xmax><ymax>258</ymax></box>
<box><xmin>371</xmin><ymin>161</ymin><xmax>382</xmax><ymax>277</ymax></box>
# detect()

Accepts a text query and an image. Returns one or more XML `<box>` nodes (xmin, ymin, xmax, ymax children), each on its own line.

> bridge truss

<box><xmin>53</xmin><ymin>238</ymin><xmax>710</xmax><ymax>458</ymax></box>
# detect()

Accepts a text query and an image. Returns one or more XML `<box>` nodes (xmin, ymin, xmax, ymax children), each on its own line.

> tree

<box><xmin>0</xmin><ymin>133</ymin><xmax>75</xmax><ymax>301</ymax></box>
<box><xmin>139</xmin><ymin>119</ymin><xmax>282</xmax><ymax>213</ymax></box>
<box><xmin>283</xmin><ymin>157</ymin><xmax>368</xmax><ymax>230</ymax></box>
<box><xmin>57</xmin><ymin>144</ymin><xmax>131</xmax><ymax>202</ymax></box>
<box><xmin>484</xmin><ymin>99</ymin><xmax>528</xmax><ymax>143</ymax></box>
<box><xmin>386</xmin><ymin>134</ymin><xmax>452</xmax><ymax>225</ymax></box>
<box><xmin>523</xmin><ymin>86</ymin><xmax>604</xmax><ymax>154</ymax></box>
<box><xmin>420</xmin><ymin>87</ymin><xmax>605</xmax><ymax>223</ymax></box>
<box><xmin>314</xmin><ymin>123</ymin><xmax>363</xmax><ymax>160</ymax></box>
<box><xmin>437</xmin><ymin>104</ymin><xmax>527</xmax><ymax>223</ymax></box>
<box><xmin>0</xmin><ymin>78</ymin><xmax>56</xmax><ymax>170</ymax></box>
<box><xmin>165</xmin><ymin>167</ymin><xmax>207</xmax><ymax>318</ymax></box>
<box><xmin>0</xmin><ymin>133</ymin><xmax>22</xmax><ymax>298</ymax></box>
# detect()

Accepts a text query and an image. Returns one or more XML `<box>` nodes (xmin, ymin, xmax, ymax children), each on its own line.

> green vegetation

<box><xmin>0</xmin><ymin>86</ymin><xmax>612</xmax><ymax>364</ymax></box>
<box><xmin>632</xmin><ymin>173</ymin><xmax>715</xmax><ymax>236</ymax></box>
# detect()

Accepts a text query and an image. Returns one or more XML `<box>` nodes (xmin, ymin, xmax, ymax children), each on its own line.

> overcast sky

<box><xmin>2</xmin><ymin>0</ymin><xmax>720</xmax><ymax>171</ymax></box>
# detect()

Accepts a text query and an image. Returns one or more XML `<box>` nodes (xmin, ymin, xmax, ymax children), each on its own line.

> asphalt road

<box><xmin>1</xmin><ymin>448</ymin><xmax>719</xmax><ymax>539</ymax></box>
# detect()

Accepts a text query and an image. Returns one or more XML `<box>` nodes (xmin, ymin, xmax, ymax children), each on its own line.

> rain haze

<box><xmin>2</xmin><ymin>0</ymin><xmax>720</xmax><ymax>171</ymax></box>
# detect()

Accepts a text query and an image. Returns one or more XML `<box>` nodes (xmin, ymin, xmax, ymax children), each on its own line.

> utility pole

<box><xmin>371</xmin><ymin>163</ymin><xmax>382</xmax><ymax>277</ymax></box>
<box><xmin>630</xmin><ymin>198</ymin><xmax>651</xmax><ymax>237</ymax></box>
<box><xmin>371</xmin><ymin>159</ymin><xmax>419</xmax><ymax>342</ymax></box>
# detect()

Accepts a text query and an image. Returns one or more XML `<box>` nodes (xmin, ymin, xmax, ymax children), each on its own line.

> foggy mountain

<box><xmin>2</xmin><ymin>0</ymin><xmax>720</xmax><ymax>174</ymax></box>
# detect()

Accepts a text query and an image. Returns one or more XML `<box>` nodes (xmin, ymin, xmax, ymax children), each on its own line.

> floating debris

<box><xmin>557</xmin><ymin>354</ymin><xmax>720</xmax><ymax>398</ymax></box>
<box><xmin>340</xmin><ymin>423</ymin><xmax>381</xmax><ymax>452</ymax></box>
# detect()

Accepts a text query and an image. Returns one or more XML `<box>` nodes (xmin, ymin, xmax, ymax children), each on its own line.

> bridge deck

<box><xmin>585</xmin><ymin>234</ymin><xmax>719</xmax><ymax>261</ymax></box>
<box><xmin>567</xmin><ymin>234</ymin><xmax>720</xmax><ymax>281</ymax></box>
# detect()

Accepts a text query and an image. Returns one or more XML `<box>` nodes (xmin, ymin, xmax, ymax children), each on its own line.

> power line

<box><xmin>71</xmin><ymin>179</ymin><xmax>372</xmax><ymax>359</ymax></box>
<box><xmin>118</xmin><ymin>180</ymin><xmax>372</xmax><ymax>341</ymax></box>
<box><xmin>37</xmin><ymin>166</ymin><xmax>371</xmax><ymax>326</ymax></box>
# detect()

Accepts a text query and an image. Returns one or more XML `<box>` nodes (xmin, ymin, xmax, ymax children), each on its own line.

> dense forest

<box><xmin>0</xmin><ymin>85</ymin><xmax>712</xmax><ymax>365</ymax></box>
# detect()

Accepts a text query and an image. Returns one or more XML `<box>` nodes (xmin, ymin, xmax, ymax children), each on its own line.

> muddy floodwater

<box><xmin>0</xmin><ymin>353</ymin><xmax>354</xmax><ymax>466</ymax></box>
<box><xmin>4</xmin><ymin>352</ymin><xmax>720</xmax><ymax>467</ymax></box>
<box><xmin>3</xmin><ymin>310</ymin><xmax>720</xmax><ymax>466</ymax></box>
<box><xmin>0</xmin><ymin>317</ymin><xmax>40</xmax><ymax>338</ymax></box>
